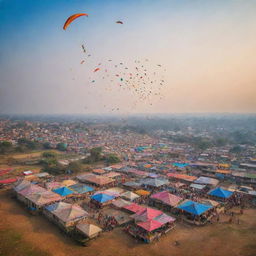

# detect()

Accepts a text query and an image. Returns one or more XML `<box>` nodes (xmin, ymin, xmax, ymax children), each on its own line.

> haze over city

<box><xmin>1</xmin><ymin>0</ymin><xmax>256</xmax><ymax>114</ymax></box>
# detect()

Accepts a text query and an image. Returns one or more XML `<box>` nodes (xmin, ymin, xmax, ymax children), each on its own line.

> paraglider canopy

<box><xmin>116</xmin><ymin>21</ymin><xmax>123</xmax><ymax>24</ymax></box>
<box><xmin>63</xmin><ymin>13</ymin><xmax>88</xmax><ymax>30</ymax></box>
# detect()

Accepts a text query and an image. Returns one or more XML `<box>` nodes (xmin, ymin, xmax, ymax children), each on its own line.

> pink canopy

<box><xmin>133</xmin><ymin>207</ymin><xmax>162</xmax><ymax>222</ymax></box>
<box><xmin>137</xmin><ymin>219</ymin><xmax>163</xmax><ymax>232</ymax></box>
<box><xmin>123</xmin><ymin>203</ymin><xmax>145</xmax><ymax>213</ymax></box>
<box><xmin>150</xmin><ymin>191</ymin><xmax>183</xmax><ymax>207</ymax></box>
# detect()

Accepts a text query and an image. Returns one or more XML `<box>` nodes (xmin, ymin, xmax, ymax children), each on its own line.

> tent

<box><xmin>150</xmin><ymin>191</ymin><xmax>183</xmax><ymax>207</ymax></box>
<box><xmin>154</xmin><ymin>213</ymin><xmax>176</xmax><ymax>224</ymax></box>
<box><xmin>137</xmin><ymin>219</ymin><xmax>163</xmax><ymax>232</ymax></box>
<box><xmin>208</xmin><ymin>187</ymin><xmax>233</xmax><ymax>199</ymax></box>
<box><xmin>121</xmin><ymin>191</ymin><xmax>140</xmax><ymax>201</ymax></box>
<box><xmin>61</xmin><ymin>180</ymin><xmax>77</xmax><ymax>187</ymax></box>
<box><xmin>0</xmin><ymin>178</ymin><xmax>17</xmax><ymax>184</ymax></box>
<box><xmin>76</xmin><ymin>223</ymin><xmax>102</xmax><ymax>238</ymax></box>
<box><xmin>132</xmin><ymin>207</ymin><xmax>162</xmax><ymax>222</ymax></box>
<box><xmin>141</xmin><ymin>178</ymin><xmax>169</xmax><ymax>187</ymax></box>
<box><xmin>123</xmin><ymin>203</ymin><xmax>145</xmax><ymax>213</ymax></box>
<box><xmin>69</xmin><ymin>183</ymin><xmax>94</xmax><ymax>194</ymax></box>
<box><xmin>112</xmin><ymin>198</ymin><xmax>131</xmax><ymax>208</ymax></box>
<box><xmin>53</xmin><ymin>187</ymin><xmax>74</xmax><ymax>197</ymax></box>
<box><xmin>91</xmin><ymin>193</ymin><xmax>114</xmax><ymax>203</ymax></box>
<box><xmin>135</xmin><ymin>189</ymin><xmax>150</xmax><ymax>196</ymax></box>
<box><xmin>177</xmin><ymin>200</ymin><xmax>212</xmax><ymax>215</ymax></box>
<box><xmin>194</xmin><ymin>176</ymin><xmax>219</xmax><ymax>186</ymax></box>
<box><xmin>172</xmin><ymin>163</ymin><xmax>189</xmax><ymax>168</ymax></box>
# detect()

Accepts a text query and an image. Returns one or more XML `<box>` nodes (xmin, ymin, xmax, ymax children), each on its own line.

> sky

<box><xmin>0</xmin><ymin>0</ymin><xmax>256</xmax><ymax>115</ymax></box>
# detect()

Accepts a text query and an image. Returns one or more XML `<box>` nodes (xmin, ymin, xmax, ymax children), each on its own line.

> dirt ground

<box><xmin>0</xmin><ymin>190</ymin><xmax>255</xmax><ymax>256</ymax></box>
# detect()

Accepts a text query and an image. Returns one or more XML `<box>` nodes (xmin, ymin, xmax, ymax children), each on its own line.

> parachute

<box><xmin>116</xmin><ymin>21</ymin><xmax>123</xmax><ymax>24</ymax></box>
<box><xmin>63</xmin><ymin>13</ymin><xmax>88</xmax><ymax>30</ymax></box>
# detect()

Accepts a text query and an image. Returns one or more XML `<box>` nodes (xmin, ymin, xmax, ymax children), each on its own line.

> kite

<box><xmin>94</xmin><ymin>68</ymin><xmax>100</xmax><ymax>72</ymax></box>
<box><xmin>63</xmin><ymin>13</ymin><xmax>88</xmax><ymax>30</ymax></box>
<box><xmin>80</xmin><ymin>60</ymin><xmax>85</xmax><ymax>64</ymax></box>
<box><xmin>82</xmin><ymin>45</ymin><xmax>86</xmax><ymax>53</ymax></box>
<box><xmin>116</xmin><ymin>21</ymin><xmax>123</xmax><ymax>24</ymax></box>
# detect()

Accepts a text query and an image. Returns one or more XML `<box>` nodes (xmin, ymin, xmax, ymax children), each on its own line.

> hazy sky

<box><xmin>1</xmin><ymin>0</ymin><xmax>256</xmax><ymax>114</ymax></box>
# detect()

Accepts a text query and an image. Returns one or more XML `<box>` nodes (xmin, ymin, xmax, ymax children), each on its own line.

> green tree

<box><xmin>56</xmin><ymin>143</ymin><xmax>67</xmax><ymax>151</ymax></box>
<box><xmin>105</xmin><ymin>153</ymin><xmax>120</xmax><ymax>164</ymax></box>
<box><xmin>43</xmin><ymin>142</ymin><xmax>52</xmax><ymax>149</ymax></box>
<box><xmin>90</xmin><ymin>147</ymin><xmax>102</xmax><ymax>162</ymax></box>
<box><xmin>0</xmin><ymin>141</ymin><xmax>13</xmax><ymax>154</ymax></box>
<box><xmin>68</xmin><ymin>161</ymin><xmax>82</xmax><ymax>173</ymax></box>
<box><xmin>42</xmin><ymin>151</ymin><xmax>57</xmax><ymax>158</ymax></box>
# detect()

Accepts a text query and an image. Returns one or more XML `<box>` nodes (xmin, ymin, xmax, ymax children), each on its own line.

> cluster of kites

<box><xmin>63</xmin><ymin>13</ymin><xmax>166</xmax><ymax>111</ymax></box>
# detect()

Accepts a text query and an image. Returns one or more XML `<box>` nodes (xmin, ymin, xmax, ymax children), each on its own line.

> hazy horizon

<box><xmin>1</xmin><ymin>0</ymin><xmax>256</xmax><ymax>115</ymax></box>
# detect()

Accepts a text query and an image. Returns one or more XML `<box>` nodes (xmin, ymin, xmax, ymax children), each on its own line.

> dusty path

<box><xmin>0</xmin><ymin>190</ymin><xmax>255</xmax><ymax>256</ymax></box>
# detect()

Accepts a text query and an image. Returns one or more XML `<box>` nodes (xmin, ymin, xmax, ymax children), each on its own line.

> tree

<box><xmin>42</xmin><ymin>151</ymin><xmax>57</xmax><ymax>158</ymax></box>
<box><xmin>56</xmin><ymin>143</ymin><xmax>67</xmax><ymax>151</ymax></box>
<box><xmin>105</xmin><ymin>153</ymin><xmax>120</xmax><ymax>164</ymax></box>
<box><xmin>90</xmin><ymin>147</ymin><xmax>102</xmax><ymax>162</ymax></box>
<box><xmin>68</xmin><ymin>161</ymin><xmax>82</xmax><ymax>173</ymax></box>
<box><xmin>0</xmin><ymin>141</ymin><xmax>13</xmax><ymax>154</ymax></box>
<box><xmin>230</xmin><ymin>145</ymin><xmax>242</xmax><ymax>153</ymax></box>
<box><xmin>43</xmin><ymin>142</ymin><xmax>52</xmax><ymax>149</ymax></box>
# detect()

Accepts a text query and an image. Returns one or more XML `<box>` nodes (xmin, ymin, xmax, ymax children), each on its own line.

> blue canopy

<box><xmin>173</xmin><ymin>163</ymin><xmax>189</xmax><ymax>168</ymax></box>
<box><xmin>69</xmin><ymin>183</ymin><xmax>94</xmax><ymax>194</ymax></box>
<box><xmin>91</xmin><ymin>193</ymin><xmax>114</xmax><ymax>203</ymax></box>
<box><xmin>208</xmin><ymin>187</ymin><xmax>233</xmax><ymax>199</ymax></box>
<box><xmin>53</xmin><ymin>186</ymin><xmax>74</xmax><ymax>196</ymax></box>
<box><xmin>177</xmin><ymin>200</ymin><xmax>212</xmax><ymax>215</ymax></box>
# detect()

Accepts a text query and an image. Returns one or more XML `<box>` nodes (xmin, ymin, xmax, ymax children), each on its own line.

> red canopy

<box><xmin>137</xmin><ymin>219</ymin><xmax>163</xmax><ymax>232</ymax></box>
<box><xmin>123</xmin><ymin>203</ymin><xmax>145</xmax><ymax>213</ymax></box>
<box><xmin>0</xmin><ymin>178</ymin><xmax>17</xmax><ymax>184</ymax></box>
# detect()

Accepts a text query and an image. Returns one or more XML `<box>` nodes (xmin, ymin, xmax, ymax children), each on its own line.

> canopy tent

<box><xmin>150</xmin><ymin>191</ymin><xmax>183</xmax><ymax>207</ymax></box>
<box><xmin>14</xmin><ymin>180</ymin><xmax>31</xmax><ymax>192</ymax></box>
<box><xmin>61</xmin><ymin>180</ymin><xmax>77</xmax><ymax>187</ymax></box>
<box><xmin>45</xmin><ymin>181</ymin><xmax>62</xmax><ymax>190</ymax></box>
<box><xmin>19</xmin><ymin>184</ymin><xmax>45</xmax><ymax>196</ymax></box>
<box><xmin>26</xmin><ymin>191</ymin><xmax>62</xmax><ymax>206</ymax></box>
<box><xmin>177</xmin><ymin>200</ymin><xmax>212</xmax><ymax>216</ymax></box>
<box><xmin>131</xmin><ymin>207</ymin><xmax>162</xmax><ymax>222</ymax></box>
<box><xmin>135</xmin><ymin>189</ymin><xmax>150</xmax><ymax>196</ymax></box>
<box><xmin>208</xmin><ymin>187</ymin><xmax>233</xmax><ymax>199</ymax></box>
<box><xmin>69</xmin><ymin>183</ymin><xmax>94</xmax><ymax>194</ymax></box>
<box><xmin>141</xmin><ymin>178</ymin><xmax>169</xmax><ymax>187</ymax></box>
<box><xmin>112</xmin><ymin>198</ymin><xmax>131</xmax><ymax>208</ymax></box>
<box><xmin>76</xmin><ymin>223</ymin><xmax>102</xmax><ymax>238</ymax></box>
<box><xmin>121</xmin><ymin>191</ymin><xmax>140</xmax><ymax>201</ymax></box>
<box><xmin>194</xmin><ymin>176</ymin><xmax>219</xmax><ymax>186</ymax></box>
<box><xmin>154</xmin><ymin>213</ymin><xmax>176</xmax><ymax>224</ymax></box>
<box><xmin>167</xmin><ymin>173</ymin><xmax>197</xmax><ymax>182</ymax></box>
<box><xmin>172</xmin><ymin>163</ymin><xmax>189</xmax><ymax>168</ymax></box>
<box><xmin>0</xmin><ymin>178</ymin><xmax>17</xmax><ymax>184</ymax></box>
<box><xmin>53</xmin><ymin>187</ymin><xmax>74</xmax><ymax>197</ymax></box>
<box><xmin>91</xmin><ymin>193</ymin><xmax>115</xmax><ymax>203</ymax></box>
<box><xmin>190</xmin><ymin>184</ymin><xmax>206</xmax><ymax>190</ymax></box>
<box><xmin>123</xmin><ymin>203</ymin><xmax>145</xmax><ymax>213</ymax></box>
<box><xmin>137</xmin><ymin>219</ymin><xmax>163</xmax><ymax>232</ymax></box>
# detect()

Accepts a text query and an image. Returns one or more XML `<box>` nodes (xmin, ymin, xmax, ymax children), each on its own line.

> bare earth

<box><xmin>0</xmin><ymin>190</ymin><xmax>255</xmax><ymax>256</ymax></box>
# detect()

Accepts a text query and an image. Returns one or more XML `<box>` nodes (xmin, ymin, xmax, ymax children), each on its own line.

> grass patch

<box><xmin>0</xmin><ymin>228</ymin><xmax>50</xmax><ymax>256</ymax></box>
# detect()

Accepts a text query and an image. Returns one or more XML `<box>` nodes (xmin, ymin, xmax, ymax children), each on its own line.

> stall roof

<box><xmin>69</xmin><ymin>183</ymin><xmax>94</xmax><ymax>194</ymax></box>
<box><xmin>76</xmin><ymin>223</ymin><xmax>102</xmax><ymax>238</ymax></box>
<box><xmin>177</xmin><ymin>200</ymin><xmax>212</xmax><ymax>215</ymax></box>
<box><xmin>194</xmin><ymin>176</ymin><xmax>219</xmax><ymax>186</ymax></box>
<box><xmin>167</xmin><ymin>173</ymin><xmax>197</xmax><ymax>182</ymax></box>
<box><xmin>53</xmin><ymin>187</ymin><xmax>74</xmax><ymax>197</ymax></box>
<box><xmin>91</xmin><ymin>193</ymin><xmax>115</xmax><ymax>203</ymax></box>
<box><xmin>208</xmin><ymin>187</ymin><xmax>233</xmax><ymax>199</ymax></box>
<box><xmin>123</xmin><ymin>203</ymin><xmax>145</xmax><ymax>213</ymax></box>
<box><xmin>137</xmin><ymin>219</ymin><xmax>163</xmax><ymax>232</ymax></box>
<box><xmin>150</xmin><ymin>191</ymin><xmax>183</xmax><ymax>207</ymax></box>
<box><xmin>190</xmin><ymin>184</ymin><xmax>206</xmax><ymax>190</ymax></box>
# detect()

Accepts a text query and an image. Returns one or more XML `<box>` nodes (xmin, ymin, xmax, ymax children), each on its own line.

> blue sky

<box><xmin>1</xmin><ymin>0</ymin><xmax>256</xmax><ymax>114</ymax></box>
